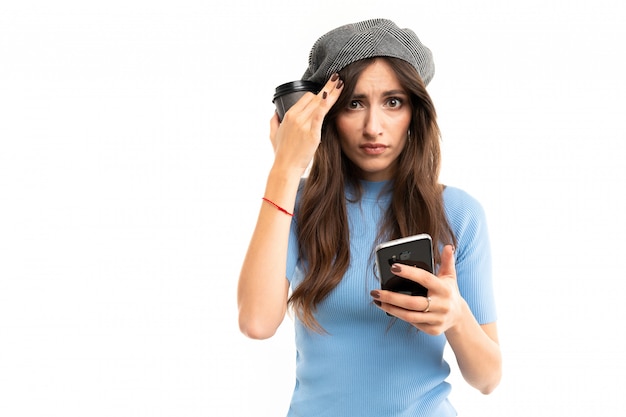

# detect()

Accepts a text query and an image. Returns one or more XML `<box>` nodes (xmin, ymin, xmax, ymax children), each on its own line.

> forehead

<box><xmin>353</xmin><ymin>59</ymin><xmax>404</xmax><ymax>93</ymax></box>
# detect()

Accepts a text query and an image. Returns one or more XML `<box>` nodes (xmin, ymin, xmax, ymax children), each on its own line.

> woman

<box><xmin>238</xmin><ymin>18</ymin><xmax>501</xmax><ymax>417</ymax></box>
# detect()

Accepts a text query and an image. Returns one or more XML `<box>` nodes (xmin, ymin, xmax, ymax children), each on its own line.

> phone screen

<box><xmin>375</xmin><ymin>234</ymin><xmax>433</xmax><ymax>296</ymax></box>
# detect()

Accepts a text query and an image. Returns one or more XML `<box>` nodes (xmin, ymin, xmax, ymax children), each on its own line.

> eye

<box><xmin>386</xmin><ymin>97</ymin><xmax>403</xmax><ymax>108</ymax></box>
<box><xmin>347</xmin><ymin>100</ymin><xmax>363</xmax><ymax>110</ymax></box>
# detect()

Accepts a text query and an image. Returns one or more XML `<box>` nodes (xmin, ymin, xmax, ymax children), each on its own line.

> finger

<box><xmin>372</xmin><ymin>290</ymin><xmax>431</xmax><ymax>313</ymax></box>
<box><xmin>301</xmin><ymin>73</ymin><xmax>344</xmax><ymax>116</ymax></box>
<box><xmin>318</xmin><ymin>73</ymin><xmax>344</xmax><ymax>104</ymax></box>
<box><xmin>389</xmin><ymin>262</ymin><xmax>434</xmax><ymax>289</ymax></box>
<box><xmin>269</xmin><ymin>111</ymin><xmax>280</xmax><ymax>151</ymax></box>
<box><xmin>270</xmin><ymin>111</ymin><xmax>280</xmax><ymax>133</ymax></box>
<box><xmin>437</xmin><ymin>245</ymin><xmax>456</xmax><ymax>279</ymax></box>
<box><xmin>280</xmin><ymin>74</ymin><xmax>344</xmax><ymax>129</ymax></box>
<box><xmin>374</xmin><ymin>300</ymin><xmax>437</xmax><ymax>329</ymax></box>
<box><xmin>285</xmin><ymin>91</ymin><xmax>318</xmax><ymax>116</ymax></box>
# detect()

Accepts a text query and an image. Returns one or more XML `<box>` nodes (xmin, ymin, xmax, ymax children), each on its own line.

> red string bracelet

<box><xmin>262</xmin><ymin>197</ymin><xmax>293</xmax><ymax>217</ymax></box>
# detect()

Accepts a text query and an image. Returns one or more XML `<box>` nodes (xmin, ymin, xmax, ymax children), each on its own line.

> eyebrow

<box><xmin>352</xmin><ymin>89</ymin><xmax>408</xmax><ymax>99</ymax></box>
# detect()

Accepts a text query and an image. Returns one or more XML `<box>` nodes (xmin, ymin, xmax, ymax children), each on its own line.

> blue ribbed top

<box><xmin>285</xmin><ymin>180</ymin><xmax>496</xmax><ymax>417</ymax></box>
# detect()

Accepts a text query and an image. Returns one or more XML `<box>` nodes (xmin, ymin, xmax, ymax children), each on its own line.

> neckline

<box><xmin>358</xmin><ymin>179</ymin><xmax>392</xmax><ymax>201</ymax></box>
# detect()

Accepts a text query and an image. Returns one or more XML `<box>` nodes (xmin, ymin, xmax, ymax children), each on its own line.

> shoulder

<box><xmin>442</xmin><ymin>185</ymin><xmax>489</xmax><ymax>241</ymax></box>
<box><xmin>443</xmin><ymin>185</ymin><xmax>486</xmax><ymax>220</ymax></box>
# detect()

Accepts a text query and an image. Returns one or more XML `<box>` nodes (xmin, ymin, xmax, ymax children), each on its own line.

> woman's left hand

<box><xmin>371</xmin><ymin>245</ymin><xmax>466</xmax><ymax>335</ymax></box>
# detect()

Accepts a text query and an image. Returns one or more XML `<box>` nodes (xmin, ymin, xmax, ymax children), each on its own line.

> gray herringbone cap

<box><xmin>302</xmin><ymin>18</ymin><xmax>434</xmax><ymax>86</ymax></box>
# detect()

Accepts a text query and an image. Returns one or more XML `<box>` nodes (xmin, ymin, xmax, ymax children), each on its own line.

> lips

<box><xmin>360</xmin><ymin>143</ymin><xmax>387</xmax><ymax>155</ymax></box>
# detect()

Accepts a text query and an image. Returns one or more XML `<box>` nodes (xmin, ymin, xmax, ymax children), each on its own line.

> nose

<box><xmin>363</xmin><ymin>107</ymin><xmax>383</xmax><ymax>138</ymax></box>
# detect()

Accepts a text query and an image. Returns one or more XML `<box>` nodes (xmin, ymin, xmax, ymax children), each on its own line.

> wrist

<box><xmin>262</xmin><ymin>167</ymin><xmax>302</xmax><ymax>215</ymax></box>
<box><xmin>445</xmin><ymin>299</ymin><xmax>473</xmax><ymax>339</ymax></box>
<box><xmin>268</xmin><ymin>164</ymin><xmax>305</xmax><ymax>186</ymax></box>
<box><xmin>266</xmin><ymin>167</ymin><xmax>302</xmax><ymax>196</ymax></box>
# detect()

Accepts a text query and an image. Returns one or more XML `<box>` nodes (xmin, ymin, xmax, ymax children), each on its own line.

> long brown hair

<box><xmin>289</xmin><ymin>57</ymin><xmax>456</xmax><ymax>331</ymax></box>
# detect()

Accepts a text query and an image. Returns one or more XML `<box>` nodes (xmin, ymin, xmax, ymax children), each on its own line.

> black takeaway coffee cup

<box><xmin>273</xmin><ymin>80</ymin><xmax>322</xmax><ymax>122</ymax></box>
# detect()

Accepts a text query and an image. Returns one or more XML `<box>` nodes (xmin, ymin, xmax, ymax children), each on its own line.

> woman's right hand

<box><xmin>269</xmin><ymin>74</ymin><xmax>344</xmax><ymax>176</ymax></box>
<box><xmin>238</xmin><ymin>75</ymin><xmax>343</xmax><ymax>340</ymax></box>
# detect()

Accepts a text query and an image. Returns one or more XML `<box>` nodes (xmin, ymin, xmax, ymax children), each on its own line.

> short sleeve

<box><xmin>443</xmin><ymin>187</ymin><xmax>497</xmax><ymax>324</ymax></box>
<box><xmin>286</xmin><ymin>217</ymin><xmax>299</xmax><ymax>283</ymax></box>
<box><xmin>285</xmin><ymin>179</ymin><xmax>306</xmax><ymax>283</ymax></box>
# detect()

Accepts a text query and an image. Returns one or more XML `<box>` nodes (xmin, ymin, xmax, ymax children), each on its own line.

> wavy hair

<box><xmin>289</xmin><ymin>57</ymin><xmax>456</xmax><ymax>331</ymax></box>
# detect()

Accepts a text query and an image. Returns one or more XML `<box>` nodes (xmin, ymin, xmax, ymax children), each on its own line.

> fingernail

<box><xmin>322</xmin><ymin>91</ymin><xmax>328</xmax><ymax>99</ymax></box>
<box><xmin>336</xmin><ymin>79</ymin><xmax>344</xmax><ymax>89</ymax></box>
<box><xmin>370</xmin><ymin>290</ymin><xmax>380</xmax><ymax>299</ymax></box>
<box><xmin>331</xmin><ymin>73</ymin><xmax>339</xmax><ymax>81</ymax></box>
<box><xmin>391</xmin><ymin>264</ymin><xmax>402</xmax><ymax>273</ymax></box>
<box><xmin>373</xmin><ymin>300</ymin><xmax>382</xmax><ymax>307</ymax></box>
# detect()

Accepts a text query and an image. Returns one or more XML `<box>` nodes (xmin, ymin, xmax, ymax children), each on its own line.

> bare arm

<box><xmin>237</xmin><ymin>167</ymin><xmax>300</xmax><ymax>340</ymax></box>
<box><xmin>237</xmin><ymin>76</ymin><xmax>344</xmax><ymax>339</ymax></box>
<box><xmin>446</xmin><ymin>319</ymin><xmax>501</xmax><ymax>394</ymax></box>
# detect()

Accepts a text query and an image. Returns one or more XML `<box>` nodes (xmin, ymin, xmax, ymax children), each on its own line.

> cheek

<box><xmin>335</xmin><ymin>117</ymin><xmax>358</xmax><ymax>146</ymax></box>
<box><xmin>335</xmin><ymin>116</ymin><xmax>352</xmax><ymax>137</ymax></box>
<box><xmin>396</xmin><ymin>115</ymin><xmax>412</xmax><ymax>141</ymax></box>
<box><xmin>398</xmin><ymin>110</ymin><xmax>412</xmax><ymax>131</ymax></box>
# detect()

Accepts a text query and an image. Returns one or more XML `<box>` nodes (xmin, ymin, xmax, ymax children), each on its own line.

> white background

<box><xmin>1</xmin><ymin>1</ymin><xmax>625</xmax><ymax>416</ymax></box>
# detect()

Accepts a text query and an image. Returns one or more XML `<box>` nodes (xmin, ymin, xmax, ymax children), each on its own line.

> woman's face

<box><xmin>336</xmin><ymin>59</ymin><xmax>412</xmax><ymax>182</ymax></box>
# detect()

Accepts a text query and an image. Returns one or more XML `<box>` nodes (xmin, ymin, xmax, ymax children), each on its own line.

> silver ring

<box><xmin>422</xmin><ymin>296</ymin><xmax>431</xmax><ymax>313</ymax></box>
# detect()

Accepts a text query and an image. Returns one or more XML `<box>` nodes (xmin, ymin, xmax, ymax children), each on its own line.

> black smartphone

<box><xmin>374</xmin><ymin>233</ymin><xmax>433</xmax><ymax>296</ymax></box>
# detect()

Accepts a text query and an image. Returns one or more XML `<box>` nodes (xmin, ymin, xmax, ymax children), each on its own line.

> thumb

<box><xmin>269</xmin><ymin>111</ymin><xmax>280</xmax><ymax>153</ymax></box>
<box><xmin>437</xmin><ymin>245</ymin><xmax>456</xmax><ymax>279</ymax></box>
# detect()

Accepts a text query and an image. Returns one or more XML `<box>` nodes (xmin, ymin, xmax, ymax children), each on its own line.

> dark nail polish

<box><xmin>331</xmin><ymin>73</ymin><xmax>339</xmax><ymax>81</ymax></box>
<box><xmin>370</xmin><ymin>290</ymin><xmax>380</xmax><ymax>299</ymax></box>
<box><xmin>373</xmin><ymin>300</ymin><xmax>382</xmax><ymax>307</ymax></box>
<box><xmin>336</xmin><ymin>80</ymin><xmax>344</xmax><ymax>89</ymax></box>
<box><xmin>322</xmin><ymin>91</ymin><xmax>328</xmax><ymax>99</ymax></box>
<box><xmin>391</xmin><ymin>264</ymin><xmax>401</xmax><ymax>273</ymax></box>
